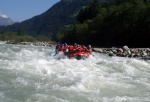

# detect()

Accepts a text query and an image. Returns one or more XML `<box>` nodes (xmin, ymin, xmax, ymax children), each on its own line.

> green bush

<box><xmin>35</xmin><ymin>35</ymin><xmax>51</xmax><ymax>41</ymax></box>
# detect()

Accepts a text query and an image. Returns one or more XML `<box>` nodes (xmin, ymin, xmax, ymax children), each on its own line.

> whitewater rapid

<box><xmin>0</xmin><ymin>43</ymin><xmax>150</xmax><ymax>102</ymax></box>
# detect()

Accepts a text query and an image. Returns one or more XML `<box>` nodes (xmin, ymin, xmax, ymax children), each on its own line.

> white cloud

<box><xmin>0</xmin><ymin>12</ymin><xmax>8</xmax><ymax>18</ymax></box>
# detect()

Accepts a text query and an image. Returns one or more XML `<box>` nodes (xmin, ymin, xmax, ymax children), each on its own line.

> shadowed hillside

<box><xmin>0</xmin><ymin>0</ymin><xmax>112</xmax><ymax>39</ymax></box>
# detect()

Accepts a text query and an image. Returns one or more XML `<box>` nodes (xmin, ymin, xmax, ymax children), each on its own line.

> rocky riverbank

<box><xmin>92</xmin><ymin>45</ymin><xmax>150</xmax><ymax>60</ymax></box>
<box><xmin>5</xmin><ymin>41</ymin><xmax>150</xmax><ymax>60</ymax></box>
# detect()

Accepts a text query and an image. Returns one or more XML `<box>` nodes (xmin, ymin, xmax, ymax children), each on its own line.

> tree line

<box><xmin>60</xmin><ymin>0</ymin><xmax>150</xmax><ymax>47</ymax></box>
<box><xmin>0</xmin><ymin>29</ymin><xmax>52</xmax><ymax>43</ymax></box>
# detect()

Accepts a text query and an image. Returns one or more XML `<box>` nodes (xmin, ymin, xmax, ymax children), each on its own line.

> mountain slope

<box><xmin>0</xmin><ymin>0</ymin><xmax>112</xmax><ymax>37</ymax></box>
<box><xmin>0</xmin><ymin>15</ymin><xmax>14</xmax><ymax>26</ymax></box>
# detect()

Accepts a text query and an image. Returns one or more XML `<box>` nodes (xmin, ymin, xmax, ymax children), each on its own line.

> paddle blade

<box><xmin>50</xmin><ymin>52</ymin><xmax>56</xmax><ymax>56</ymax></box>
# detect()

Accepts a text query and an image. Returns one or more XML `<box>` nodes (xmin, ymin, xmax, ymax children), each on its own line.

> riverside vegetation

<box><xmin>0</xmin><ymin>29</ymin><xmax>54</xmax><ymax>46</ymax></box>
<box><xmin>61</xmin><ymin>0</ymin><xmax>150</xmax><ymax>47</ymax></box>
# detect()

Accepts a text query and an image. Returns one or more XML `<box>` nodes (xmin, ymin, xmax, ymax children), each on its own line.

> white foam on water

<box><xmin>0</xmin><ymin>41</ymin><xmax>7</xmax><ymax>44</ymax></box>
<box><xmin>0</xmin><ymin>44</ymin><xmax>150</xmax><ymax>102</ymax></box>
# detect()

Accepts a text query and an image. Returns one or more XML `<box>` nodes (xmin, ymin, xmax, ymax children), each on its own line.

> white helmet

<box><xmin>89</xmin><ymin>45</ymin><xmax>91</xmax><ymax>48</ymax></box>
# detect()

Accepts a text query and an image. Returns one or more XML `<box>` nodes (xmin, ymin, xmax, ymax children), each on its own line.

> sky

<box><xmin>0</xmin><ymin>0</ymin><xmax>60</xmax><ymax>22</ymax></box>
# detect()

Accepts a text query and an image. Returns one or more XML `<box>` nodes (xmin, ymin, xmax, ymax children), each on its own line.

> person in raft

<box><xmin>64</xmin><ymin>43</ymin><xmax>69</xmax><ymax>55</ymax></box>
<box><xmin>55</xmin><ymin>43</ymin><xmax>92</xmax><ymax>55</ymax></box>
<box><xmin>88</xmin><ymin>45</ymin><xmax>92</xmax><ymax>54</ymax></box>
<box><xmin>55</xmin><ymin>42</ymin><xmax>61</xmax><ymax>54</ymax></box>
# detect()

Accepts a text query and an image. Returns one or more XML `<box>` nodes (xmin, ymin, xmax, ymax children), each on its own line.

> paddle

<box><xmin>50</xmin><ymin>52</ymin><xmax>56</xmax><ymax>56</ymax></box>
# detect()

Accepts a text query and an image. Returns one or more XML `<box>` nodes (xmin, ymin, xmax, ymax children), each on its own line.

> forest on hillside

<box><xmin>61</xmin><ymin>0</ymin><xmax>150</xmax><ymax>47</ymax></box>
<box><xmin>0</xmin><ymin>0</ymin><xmax>96</xmax><ymax>38</ymax></box>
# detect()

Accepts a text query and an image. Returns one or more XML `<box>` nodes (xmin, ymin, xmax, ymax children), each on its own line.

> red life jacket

<box><xmin>73</xmin><ymin>45</ymin><xmax>77</xmax><ymax>50</ymax></box>
<box><xmin>61</xmin><ymin>46</ymin><xmax>65</xmax><ymax>51</ymax></box>
<box><xmin>64</xmin><ymin>45</ymin><xmax>68</xmax><ymax>50</ymax></box>
<box><xmin>69</xmin><ymin>45</ymin><xmax>74</xmax><ymax>51</ymax></box>
<box><xmin>88</xmin><ymin>49</ymin><xmax>92</xmax><ymax>54</ymax></box>
<box><xmin>77</xmin><ymin>47</ymin><xmax>83</xmax><ymax>52</ymax></box>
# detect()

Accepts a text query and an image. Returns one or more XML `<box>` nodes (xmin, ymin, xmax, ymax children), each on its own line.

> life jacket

<box><xmin>82</xmin><ymin>46</ymin><xmax>88</xmax><ymax>52</ymax></box>
<box><xmin>88</xmin><ymin>49</ymin><xmax>92</xmax><ymax>54</ymax></box>
<box><xmin>77</xmin><ymin>46</ymin><xmax>83</xmax><ymax>53</ymax></box>
<box><xmin>73</xmin><ymin>45</ymin><xmax>77</xmax><ymax>50</ymax></box>
<box><xmin>64</xmin><ymin>45</ymin><xmax>68</xmax><ymax>52</ymax></box>
<box><xmin>90</xmin><ymin>50</ymin><xmax>92</xmax><ymax>54</ymax></box>
<box><xmin>69</xmin><ymin>45</ymin><xmax>74</xmax><ymax>51</ymax></box>
<box><xmin>61</xmin><ymin>46</ymin><xmax>65</xmax><ymax>51</ymax></box>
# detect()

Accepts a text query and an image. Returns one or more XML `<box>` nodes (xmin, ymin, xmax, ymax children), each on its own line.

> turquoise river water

<box><xmin>0</xmin><ymin>42</ymin><xmax>150</xmax><ymax>102</ymax></box>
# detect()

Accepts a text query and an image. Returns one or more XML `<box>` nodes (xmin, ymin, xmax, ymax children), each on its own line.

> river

<box><xmin>0</xmin><ymin>42</ymin><xmax>150</xmax><ymax>102</ymax></box>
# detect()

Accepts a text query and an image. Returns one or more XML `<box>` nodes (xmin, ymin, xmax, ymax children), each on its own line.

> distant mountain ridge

<box><xmin>0</xmin><ymin>15</ymin><xmax>14</xmax><ymax>26</ymax></box>
<box><xmin>0</xmin><ymin>0</ymin><xmax>113</xmax><ymax>37</ymax></box>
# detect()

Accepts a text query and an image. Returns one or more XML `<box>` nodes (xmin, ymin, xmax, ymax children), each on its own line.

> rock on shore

<box><xmin>92</xmin><ymin>45</ymin><xmax>150</xmax><ymax>60</ymax></box>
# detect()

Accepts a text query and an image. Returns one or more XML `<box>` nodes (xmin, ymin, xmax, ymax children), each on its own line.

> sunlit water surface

<box><xmin>0</xmin><ymin>43</ymin><xmax>150</xmax><ymax>102</ymax></box>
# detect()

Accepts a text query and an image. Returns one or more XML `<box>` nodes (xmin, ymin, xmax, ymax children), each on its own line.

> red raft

<box><xmin>55</xmin><ymin>43</ymin><xmax>92</xmax><ymax>60</ymax></box>
<box><xmin>64</xmin><ymin>51</ymin><xmax>90</xmax><ymax>60</ymax></box>
<box><xmin>63</xmin><ymin>45</ymin><xmax>92</xmax><ymax>60</ymax></box>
